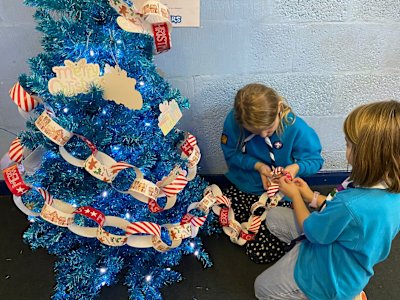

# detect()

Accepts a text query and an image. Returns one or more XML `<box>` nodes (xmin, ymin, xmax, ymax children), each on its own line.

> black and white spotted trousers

<box><xmin>223</xmin><ymin>185</ymin><xmax>292</xmax><ymax>264</ymax></box>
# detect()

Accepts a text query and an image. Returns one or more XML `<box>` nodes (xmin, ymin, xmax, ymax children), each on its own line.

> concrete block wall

<box><xmin>0</xmin><ymin>0</ymin><xmax>399</xmax><ymax>177</ymax></box>
<box><xmin>155</xmin><ymin>0</ymin><xmax>400</xmax><ymax>174</ymax></box>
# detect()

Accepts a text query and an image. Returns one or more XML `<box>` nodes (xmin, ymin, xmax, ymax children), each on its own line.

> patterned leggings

<box><xmin>223</xmin><ymin>185</ymin><xmax>292</xmax><ymax>264</ymax></box>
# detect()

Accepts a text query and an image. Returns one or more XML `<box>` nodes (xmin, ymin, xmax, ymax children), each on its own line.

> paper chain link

<box><xmin>207</xmin><ymin>168</ymin><xmax>293</xmax><ymax>246</ymax></box>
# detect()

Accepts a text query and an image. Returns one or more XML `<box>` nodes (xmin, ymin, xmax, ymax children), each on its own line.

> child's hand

<box><xmin>284</xmin><ymin>164</ymin><xmax>299</xmax><ymax>178</ymax></box>
<box><xmin>278</xmin><ymin>176</ymin><xmax>301</xmax><ymax>199</ymax></box>
<box><xmin>260</xmin><ymin>174</ymin><xmax>271</xmax><ymax>190</ymax></box>
<box><xmin>255</xmin><ymin>163</ymin><xmax>272</xmax><ymax>190</ymax></box>
<box><xmin>292</xmin><ymin>178</ymin><xmax>314</xmax><ymax>203</ymax></box>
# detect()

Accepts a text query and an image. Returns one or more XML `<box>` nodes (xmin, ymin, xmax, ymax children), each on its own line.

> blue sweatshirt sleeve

<box><xmin>303</xmin><ymin>197</ymin><xmax>353</xmax><ymax>244</ymax></box>
<box><xmin>290</xmin><ymin>118</ymin><xmax>324</xmax><ymax>176</ymax></box>
<box><xmin>221</xmin><ymin>110</ymin><xmax>259</xmax><ymax>171</ymax></box>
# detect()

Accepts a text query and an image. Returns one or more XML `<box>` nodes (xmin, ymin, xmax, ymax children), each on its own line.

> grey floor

<box><xmin>0</xmin><ymin>186</ymin><xmax>399</xmax><ymax>299</ymax></box>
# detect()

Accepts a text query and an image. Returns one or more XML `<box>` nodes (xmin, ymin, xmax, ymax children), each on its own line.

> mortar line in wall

<box><xmin>299</xmin><ymin>115</ymin><xmax>348</xmax><ymax>118</ymax></box>
<box><xmin>251</xmin><ymin>20</ymin><xmax>399</xmax><ymax>26</ymax></box>
<box><xmin>164</xmin><ymin>69</ymin><xmax>400</xmax><ymax>81</ymax></box>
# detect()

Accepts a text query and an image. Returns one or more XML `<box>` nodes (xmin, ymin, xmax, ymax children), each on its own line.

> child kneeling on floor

<box><xmin>254</xmin><ymin>100</ymin><xmax>400</xmax><ymax>300</ymax></box>
<box><xmin>221</xmin><ymin>83</ymin><xmax>323</xmax><ymax>263</ymax></box>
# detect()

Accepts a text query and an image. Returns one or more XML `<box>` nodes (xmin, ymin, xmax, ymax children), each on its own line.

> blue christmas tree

<box><xmin>2</xmin><ymin>0</ymin><xmax>220</xmax><ymax>299</ymax></box>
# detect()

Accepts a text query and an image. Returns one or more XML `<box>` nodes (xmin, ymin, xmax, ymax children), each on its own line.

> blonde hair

<box><xmin>234</xmin><ymin>83</ymin><xmax>293</xmax><ymax>135</ymax></box>
<box><xmin>344</xmin><ymin>100</ymin><xmax>400</xmax><ymax>193</ymax></box>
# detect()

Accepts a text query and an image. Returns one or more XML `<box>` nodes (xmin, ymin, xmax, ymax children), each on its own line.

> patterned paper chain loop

<box><xmin>207</xmin><ymin>168</ymin><xmax>293</xmax><ymax>246</ymax></box>
<box><xmin>179</xmin><ymin>133</ymin><xmax>201</xmax><ymax>181</ymax></box>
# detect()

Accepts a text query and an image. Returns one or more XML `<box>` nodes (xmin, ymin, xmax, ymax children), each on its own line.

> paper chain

<box><xmin>4</xmin><ymin>163</ymin><xmax>215</xmax><ymax>251</ymax></box>
<box><xmin>5</xmin><ymin>82</ymin><xmax>201</xmax><ymax>213</ymax></box>
<box><xmin>209</xmin><ymin>168</ymin><xmax>293</xmax><ymax>246</ymax></box>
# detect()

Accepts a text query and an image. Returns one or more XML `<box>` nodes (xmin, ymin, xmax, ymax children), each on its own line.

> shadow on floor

<box><xmin>0</xmin><ymin>185</ymin><xmax>399</xmax><ymax>299</ymax></box>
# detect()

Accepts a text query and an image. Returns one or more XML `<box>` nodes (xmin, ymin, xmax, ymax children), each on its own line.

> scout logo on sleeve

<box><xmin>273</xmin><ymin>141</ymin><xmax>283</xmax><ymax>149</ymax></box>
<box><xmin>221</xmin><ymin>134</ymin><xmax>228</xmax><ymax>145</ymax></box>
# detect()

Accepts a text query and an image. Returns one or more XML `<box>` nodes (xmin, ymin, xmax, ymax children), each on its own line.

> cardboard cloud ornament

<box><xmin>101</xmin><ymin>64</ymin><xmax>143</xmax><ymax>110</ymax></box>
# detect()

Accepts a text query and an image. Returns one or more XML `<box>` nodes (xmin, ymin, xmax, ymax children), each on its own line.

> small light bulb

<box><xmin>116</xmin><ymin>39</ymin><xmax>122</xmax><ymax>44</ymax></box>
<box><xmin>145</xmin><ymin>275</ymin><xmax>152</xmax><ymax>282</ymax></box>
<box><xmin>63</xmin><ymin>107</ymin><xmax>69</xmax><ymax>113</ymax></box>
<box><xmin>102</xmin><ymin>191</ymin><xmax>108</xmax><ymax>197</ymax></box>
<box><xmin>125</xmin><ymin>213</ymin><xmax>130</xmax><ymax>219</ymax></box>
<box><xmin>145</xmin><ymin>122</ymin><xmax>151</xmax><ymax>126</ymax></box>
<box><xmin>139</xmin><ymin>81</ymin><xmax>145</xmax><ymax>86</ymax></box>
<box><xmin>101</xmin><ymin>281</ymin><xmax>106</xmax><ymax>286</ymax></box>
<box><xmin>100</xmin><ymin>267</ymin><xmax>107</xmax><ymax>274</ymax></box>
<box><xmin>112</xmin><ymin>146</ymin><xmax>120</xmax><ymax>151</ymax></box>
<box><xmin>102</xmin><ymin>109</ymin><xmax>107</xmax><ymax>115</ymax></box>
<box><xmin>190</xmin><ymin>242</ymin><xmax>195</xmax><ymax>248</ymax></box>
<box><xmin>194</xmin><ymin>250</ymin><xmax>199</xmax><ymax>256</ymax></box>
<box><xmin>90</xmin><ymin>49</ymin><xmax>95</xmax><ymax>56</ymax></box>
<box><xmin>166</xmin><ymin>268</ymin><xmax>171</xmax><ymax>271</ymax></box>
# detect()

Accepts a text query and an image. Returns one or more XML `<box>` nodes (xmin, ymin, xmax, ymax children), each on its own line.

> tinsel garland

<box><xmin>9</xmin><ymin>0</ymin><xmax>222</xmax><ymax>298</ymax></box>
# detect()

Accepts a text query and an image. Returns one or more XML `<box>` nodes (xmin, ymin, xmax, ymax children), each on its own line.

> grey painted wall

<box><xmin>1</xmin><ymin>0</ymin><xmax>399</xmax><ymax>178</ymax></box>
<box><xmin>0</xmin><ymin>0</ymin><xmax>42</xmax><ymax>181</ymax></box>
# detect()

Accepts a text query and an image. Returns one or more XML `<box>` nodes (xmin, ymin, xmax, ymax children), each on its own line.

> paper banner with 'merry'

<box><xmin>48</xmin><ymin>60</ymin><xmax>144</xmax><ymax>111</ymax></box>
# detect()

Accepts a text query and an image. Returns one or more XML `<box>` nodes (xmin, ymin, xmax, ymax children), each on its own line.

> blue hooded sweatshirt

<box><xmin>221</xmin><ymin>109</ymin><xmax>323</xmax><ymax>195</ymax></box>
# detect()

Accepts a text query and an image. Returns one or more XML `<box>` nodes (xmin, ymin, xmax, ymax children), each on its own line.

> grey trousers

<box><xmin>254</xmin><ymin>207</ymin><xmax>308</xmax><ymax>300</ymax></box>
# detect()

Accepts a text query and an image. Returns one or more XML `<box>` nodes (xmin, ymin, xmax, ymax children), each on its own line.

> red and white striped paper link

<box><xmin>215</xmin><ymin>195</ymin><xmax>231</xmax><ymax>207</ymax></box>
<box><xmin>181</xmin><ymin>213</ymin><xmax>207</xmax><ymax>228</ymax></box>
<box><xmin>248</xmin><ymin>215</ymin><xmax>262</xmax><ymax>233</ymax></box>
<box><xmin>8</xmin><ymin>138</ymin><xmax>23</xmax><ymax>163</ymax></box>
<box><xmin>126</xmin><ymin>221</ymin><xmax>161</xmax><ymax>237</ymax></box>
<box><xmin>9</xmin><ymin>82</ymin><xmax>39</xmax><ymax>112</ymax></box>
<box><xmin>271</xmin><ymin>166</ymin><xmax>284</xmax><ymax>176</ymax></box>
<box><xmin>161</xmin><ymin>171</ymin><xmax>188</xmax><ymax>197</ymax></box>
<box><xmin>187</xmin><ymin>134</ymin><xmax>197</xmax><ymax>147</ymax></box>
<box><xmin>180</xmin><ymin>133</ymin><xmax>197</xmax><ymax>156</ymax></box>
<box><xmin>76</xmin><ymin>134</ymin><xmax>98</xmax><ymax>154</ymax></box>
<box><xmin>190</xmin><ymin>215</ymin><xmax>207</xmax><ymax>227</ymax></box>
<box><xmin>110</xmin><ymin>162</ymin><xmax>134</xmax><ymax>174</ymax></box>
<box><xmin>267</xmin><ymin>183</ymin><xmax>280</xmax><ymax>198</ymax></box>
<box><xmin>37</xmin><ymin>188</ymin><xmax>53</xmax><ymax>205</ymax></box>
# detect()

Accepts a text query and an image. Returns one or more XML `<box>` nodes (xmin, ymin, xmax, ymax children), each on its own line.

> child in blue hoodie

<box><xmin>221</xmin><ymin>83</ymin><xmax>323</xmax><ymax>263</ymax></box>
<box><xmin>255</xmin><ymin>100</ymin><xmax>400</xmax><ymax>300</ymax></box>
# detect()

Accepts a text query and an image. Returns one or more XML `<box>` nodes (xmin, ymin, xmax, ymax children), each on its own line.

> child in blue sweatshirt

<box><xmin>255</xmin><ymin>100</ymin><xmax>400</xmax><ymax>300</ymax></box>
<box><xmin>221</xmin><ymin>83</ymin><xmax>323</xmax><ymax>263</ymax></box>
